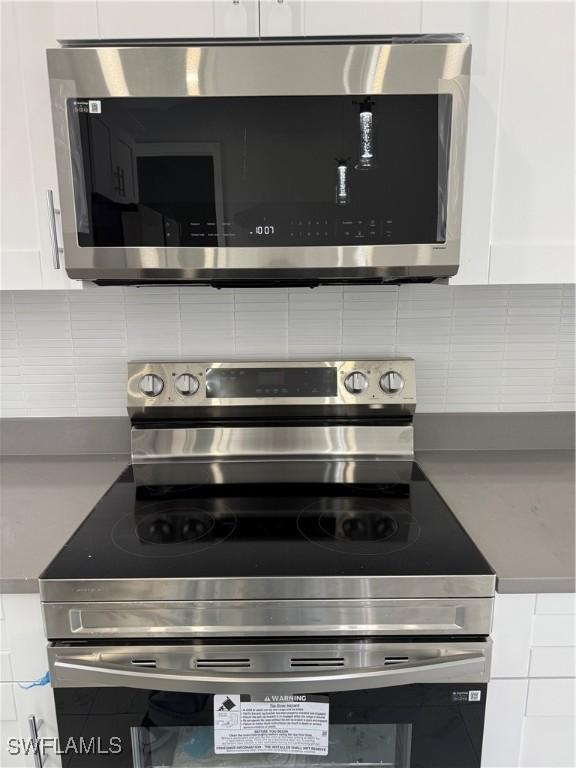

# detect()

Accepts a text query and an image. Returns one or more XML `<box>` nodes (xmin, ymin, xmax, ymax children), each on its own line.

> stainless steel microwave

<box><xmin>47</xmin><ymin>36</ymin><xmax>471</xmax><ymax>286</ymax></box>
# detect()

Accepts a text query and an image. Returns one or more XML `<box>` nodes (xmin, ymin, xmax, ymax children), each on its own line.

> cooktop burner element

<box><xmin>297</xmin><ymin>499</ymin><xmax>420</xmax><ymax>556</ymax></box>
<box><xmin>111</xmin><ymin>498</ymin><xmax>238</xmax><ymax>558</ymax></box>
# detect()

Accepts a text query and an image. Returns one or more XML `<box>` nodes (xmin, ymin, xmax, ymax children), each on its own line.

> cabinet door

<box><xmin>260</xmin><ymin>0</ymin><xmax>304</xmax><ymax>36</ymax></box>
<box><xmin>97</xmin><ymin>0</ymin><xmax>214</xmax><ymax>39</ymax></box>
<box><xmin>423</xmin><ymin>1</ymin><xmax>507</xmax><ymax>286</ymax></box>
<box><xmin>305</xmin><ymin>0</ymin><xmax>421</xmax><ymax>36</ymax></box>
<box><xmin>52</xmin><ymin>0</ymin><xmax>99</xmax><ymax>40</ymax></box>
<box><xmin>215</xmin><ymin>0</ymin><xmax>259</xmax><ymax>37</ymax></box>
<box><xmin>490</xmin><ymin>1</ymin><xmax>575</xmax><ymax>284</ymax></box>
<box><xmin>482</xmin><ymin>679</ymin><xmax>528</xmax><ymax>767</ymax></box>
<box><xmin>0</xmin><ymin>1</ymin><xmax>43</xmax><ymax>290</ymax></box>
<box><xmin>0</xmin><ymin>684</ymin><xmax>61</xmax><ymax>767</ymax></box>
<box><xmin>7</xmin><ymin>1</ymin><xmax>84</xmax><ymax>290</ymax></box>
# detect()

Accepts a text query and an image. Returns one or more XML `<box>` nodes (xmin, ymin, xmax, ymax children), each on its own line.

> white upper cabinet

<box><xmin>52</xmin><ymin>0</ymin><xmax>99</xmax><ymax>40</ymax></box>
<box><xmin>215</xmin><ymin>0</ymin><xmax>260</xmax><ymax>38</ymax></box>
<box><xmin>304</xmin><ymin>1</ymin><xmax>421</xmax><ymax>36</ymax></box>
<box><xmin>1</xmin><ymin>1</ymin><xmax>83</xmax><ymax>290</ymax></box>
<box><xmin>260</xmin><ymin>0</ymin><xmax>305</xmax><ymax>37</ymax></box>
<box><xmin>490</xmin><ymin>1</ymin><xmax>575</xmax><ymax>284</ymax></box>
<box><xmin>0</xmin><ymin>2</ymin><xmax>42</xmax><ymax>290</ymax></box>
<box><xmin>422</xmin><ymin>1</ymin><xmax>507</xmax><ymax>285</ymax></box>
<box><xmin>97</xmin><ymin>1</ymin><xmax>214</xmax><ymax>39</ymax></box>
<box><xmin>61</xmin><ymin>1</ymin><xmax>259</xmax><ymax>41</ymax></box>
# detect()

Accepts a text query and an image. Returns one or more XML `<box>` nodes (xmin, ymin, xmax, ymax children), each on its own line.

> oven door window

<box><xmin>133</xmin><ymin>723</ymin><xmax>411</xmax><ymax>767</ymax></box>
<box><xmin>53</xmin><ymin>684</ymin><xmax>486</xmax><ymax>767</ymax></box>
<box><xmin>67</xmin><ymin>95</ymin><xmax>452</xmax><ymax>249</ymax></box>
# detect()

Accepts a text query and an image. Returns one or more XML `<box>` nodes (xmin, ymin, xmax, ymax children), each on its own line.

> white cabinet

<box><xmin>260</xmin><ymin>0</ymin><xmax>305</xmax><ymax>37</ymax></box>
<box><xmin>490</xmin><ymin>1</ymin><xmax>575</xmax><ymax>284</ymax></box>
<box><xmin>63</xmin><ymin>1</ymin><xmax>259</xmax><ymax>40</ymax></box>
<box><xmin>52</xmin><ymin>0</ymin><xmax>99</xmax><ymax>40</ymax></box>
<box><xmin>97</xmin><ymin>1</ymin><xmax>214</xmax><ymax>39</ymax></box>
<box><xmin>0</xmin><ymin>1</ymin><xmax>42</xmax><ymax>290</ymax></box>
<box><xmin>215</xmin><ymin>0</ymin><xmax>260</xmax><ymax>38</ymax></box>
<box><xmin>422</xmin><ymin>2</ymin><xmax>507</xmax><ymax>286</ymax></box>
<box><xmin>0</xmin><ymin>1</ymin><xmax>83</xmax><ymax>291</ymax></box>
<box><xmin>0</xmin><ymin>684</ymin><xmax>60</xmax><ymax>768</ymax></box>
<box><xmin>0</xmin><ymin>594</ymin><xmax>60</xmax><ymax>768</ymax></box>
<box><xmin>482</xmin><ymin>592</ymin><xmax>576</xmax><ymax>768</ymax></box>
<box><xmin>305</xmin><ymin>0</ymin><xmax>420</xmax><ymax>36</ymax></box>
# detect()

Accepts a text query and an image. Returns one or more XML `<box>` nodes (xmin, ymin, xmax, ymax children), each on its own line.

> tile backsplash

<box><xmin>0</xmin><ymin>284</ymin><xmax>573</xmax><ymax>417</ymax></box>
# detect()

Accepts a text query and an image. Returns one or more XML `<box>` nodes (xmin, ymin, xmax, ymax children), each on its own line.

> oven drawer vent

<box><xmin>196</xmin><ymin>658</ymin><xmax>252</xmax><ymax>669</ymax></box>
<box><xmin>290</xmin><ymin>657</ymin><xmax>345</xmax><ymax>668</ymax></box>
<box><xmin>131</xmin><ymin>659</ymin><xmax>157</xmax><ymax>668</ymax></box>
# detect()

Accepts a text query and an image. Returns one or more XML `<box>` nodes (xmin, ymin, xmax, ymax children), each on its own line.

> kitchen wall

<box><xmin>0</xmin><ymin>283</ymin><xmax>573</xmax><ymax>417</ymax></box>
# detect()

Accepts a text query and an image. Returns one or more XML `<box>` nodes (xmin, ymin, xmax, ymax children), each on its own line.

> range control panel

<box><xmin>128</xmin><ymin>360</ymin><xmax>416</xmax><ymax>410</ymax></box>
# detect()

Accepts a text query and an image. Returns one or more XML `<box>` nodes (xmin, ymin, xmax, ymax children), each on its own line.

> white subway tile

<box><xmin>1</xmin><ymin>285</ymin><xmax>573</xmax><ymax>415</ymax></box>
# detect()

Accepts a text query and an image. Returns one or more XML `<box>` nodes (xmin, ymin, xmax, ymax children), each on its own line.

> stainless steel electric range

<box><xmin>40</xmin><ymin>359</ymin><xmax>495</xmax><ymax>768</ymax></box>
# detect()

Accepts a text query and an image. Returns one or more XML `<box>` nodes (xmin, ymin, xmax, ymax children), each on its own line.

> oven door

<box><xmin>49</xmin><ymin>640</ymin><xmax>490</xmax><ymax>768</ymax></box>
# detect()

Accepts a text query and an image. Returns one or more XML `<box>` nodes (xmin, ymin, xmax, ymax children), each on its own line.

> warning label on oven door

<box><xmin>213</xmin><ymin>694</ymin><xmax>329</xmax><ymax>755</ymax></box>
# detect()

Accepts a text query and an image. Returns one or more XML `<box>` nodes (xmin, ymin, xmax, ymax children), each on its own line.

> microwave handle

<box><xmin>54</xmin><ymin>652</ymin><xmax>487</xmax><ymax>693</ymax></box>
<box><xmin>46</xmin><ymin>189</ymin><xmax>64</xmax><ymax>270</ymax></box>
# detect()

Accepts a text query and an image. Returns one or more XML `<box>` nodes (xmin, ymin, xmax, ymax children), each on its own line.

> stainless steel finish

<box><xmin>130</xmin><ymin>457</ymin><xmax>415</xmax><ymax>489</ymax></box>
<box><xmin>131</xmin><ymin>425</ymin><xmax>414</xmax><ymax>464</ymax></box>
<box><xmin>344</xmin><ymin>371</ymin><xmax>369</xmax><ymax>394</ymax></box>
<box><xmin>46</xmin><ymin>190</ymin><xmax>63</xmax><ymax>270</ymax></box>
<box><xmin>47</xmin><ymin>40</ymin><xmax>470</xmax><ymax>283</ymax></box>
<box><xmin>174</xmin><ymin>372</ymin><xmax>200</xmax><ymax>397</ymax></box>
<box><xmin>380</xmin><ymin>370</ymin><xmax>405</xmax><ymax>394</ymax></box>
<box><xmin>138</xmin><ymin>373</ymin><xmax>163</xmax><ymax>397</ymax></box>
<box><xmin>41</xmin><ymin>574</ymin><xmax>495</xmax><ymax>605</ymax></box>
<box><xmin>42</xmin><ymin>593</ymin><xmax>494</xmax><ymax>638</ymax></box>
<box><xmin>27</xmin><ymin>715</ymin><xmax>43</xmax><ymax>768</ymax></box>
<box><xmin>49</xmin><ymin>640</ymin><xmax>491</xmax><ymax>691</ymax></box>
<box><xmin>128</xmin><ymin>359</ymin><xmax>416</xmax><ymax>415</ymax></box>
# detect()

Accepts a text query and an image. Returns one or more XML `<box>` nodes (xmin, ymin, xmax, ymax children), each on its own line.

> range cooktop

<box><xmin>41</xmin><ymin>461</ymin><xmax>492</xmax><ymax>583</ymax></box>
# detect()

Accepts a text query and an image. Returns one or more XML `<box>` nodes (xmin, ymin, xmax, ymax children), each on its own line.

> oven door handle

<box><xmin>53</xmin><ymin>651</ymin><xmax>488</xmax><ymax>693</ymax></box>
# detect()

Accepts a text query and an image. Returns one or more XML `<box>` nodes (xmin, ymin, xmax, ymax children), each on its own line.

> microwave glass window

<box><xmin>131</xmin><ymin>723</ymin><xmax>412</xmax><ymax>767</ymax></box>
<box><xmin>67</xmin><ymin>95</ymin><xmax>452</xmax><ymax>248</ymax></box>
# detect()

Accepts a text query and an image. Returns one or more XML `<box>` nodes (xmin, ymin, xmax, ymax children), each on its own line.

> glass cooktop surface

<box><xmin>42</xmin><ymin>462</ymin><xmax>492</xmax><ymax>580</ymax></box>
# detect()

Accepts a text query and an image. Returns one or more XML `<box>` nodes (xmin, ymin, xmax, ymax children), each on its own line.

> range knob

<box><xmin>175</xmin><ymin>373</ymin><xmax>200</xmax><ymax>397</ymax></box>
<box><xmin>344</xmin><ymin>371</ymin><xmax>369</xmax><ymax>394</ymax></box>
<box><xmin>380</xmin><ymin>370</ymin><xmax>405</xmax><ymax>395</ymax></box>
<box><xmin>139</xmin><ymin>373</ymin><xmax>164</xmax><ymax>397</ymax></box>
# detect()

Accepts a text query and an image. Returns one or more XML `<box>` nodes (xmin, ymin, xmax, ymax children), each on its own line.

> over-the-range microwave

<box><xmin>47</xmin><ymin>36</ymin><xmax>471</xmax><ymax>286</ymax></box>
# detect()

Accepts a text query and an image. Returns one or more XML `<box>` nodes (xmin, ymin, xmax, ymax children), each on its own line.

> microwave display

<box><xmin>67</xmin><ymin>95</ymin><xmax>452</xmax><ymax>249</ymax></box>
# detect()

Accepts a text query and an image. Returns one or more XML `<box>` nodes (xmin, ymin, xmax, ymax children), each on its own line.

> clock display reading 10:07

<box><xmin>254</xmin><ymin>225</ymin><xmax>275</xmax><ymax>235</ymax></box>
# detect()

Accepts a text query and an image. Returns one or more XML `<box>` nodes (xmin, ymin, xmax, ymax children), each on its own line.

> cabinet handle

<box><xmin>27</xmin><ymin>715</ymin><xmax>43</xmax><ymax>768</ymax></box>
<box><xmin>46</xmin><ymin>190</ymin><xmax>63</xmax><ymax>270</ymax></box>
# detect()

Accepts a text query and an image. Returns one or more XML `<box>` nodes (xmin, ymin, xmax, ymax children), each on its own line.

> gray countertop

<box><xmin>417</xmin><ymin>450</ymin><xmax>575</xmax><ymax>594</ymax></box>
<box><xmin>0</xmin><ymin>455</ymin><xmax>129</xmax><ymax>593</ymax></box>
<box><xmin>1</xmin><ymin>450</ymin><xmax>574</xmax><ymax>595</ymax></box>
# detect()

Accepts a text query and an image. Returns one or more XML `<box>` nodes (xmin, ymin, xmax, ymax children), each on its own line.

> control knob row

<box><xmin>138</xmin><ymin>373</ymin><xmax>200</xmax><ymax>397</ymax></box>
<box><xmin>343</xmin><ymin>370</ymin><xmax>405</xmax><ymax>395</ymax></box>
